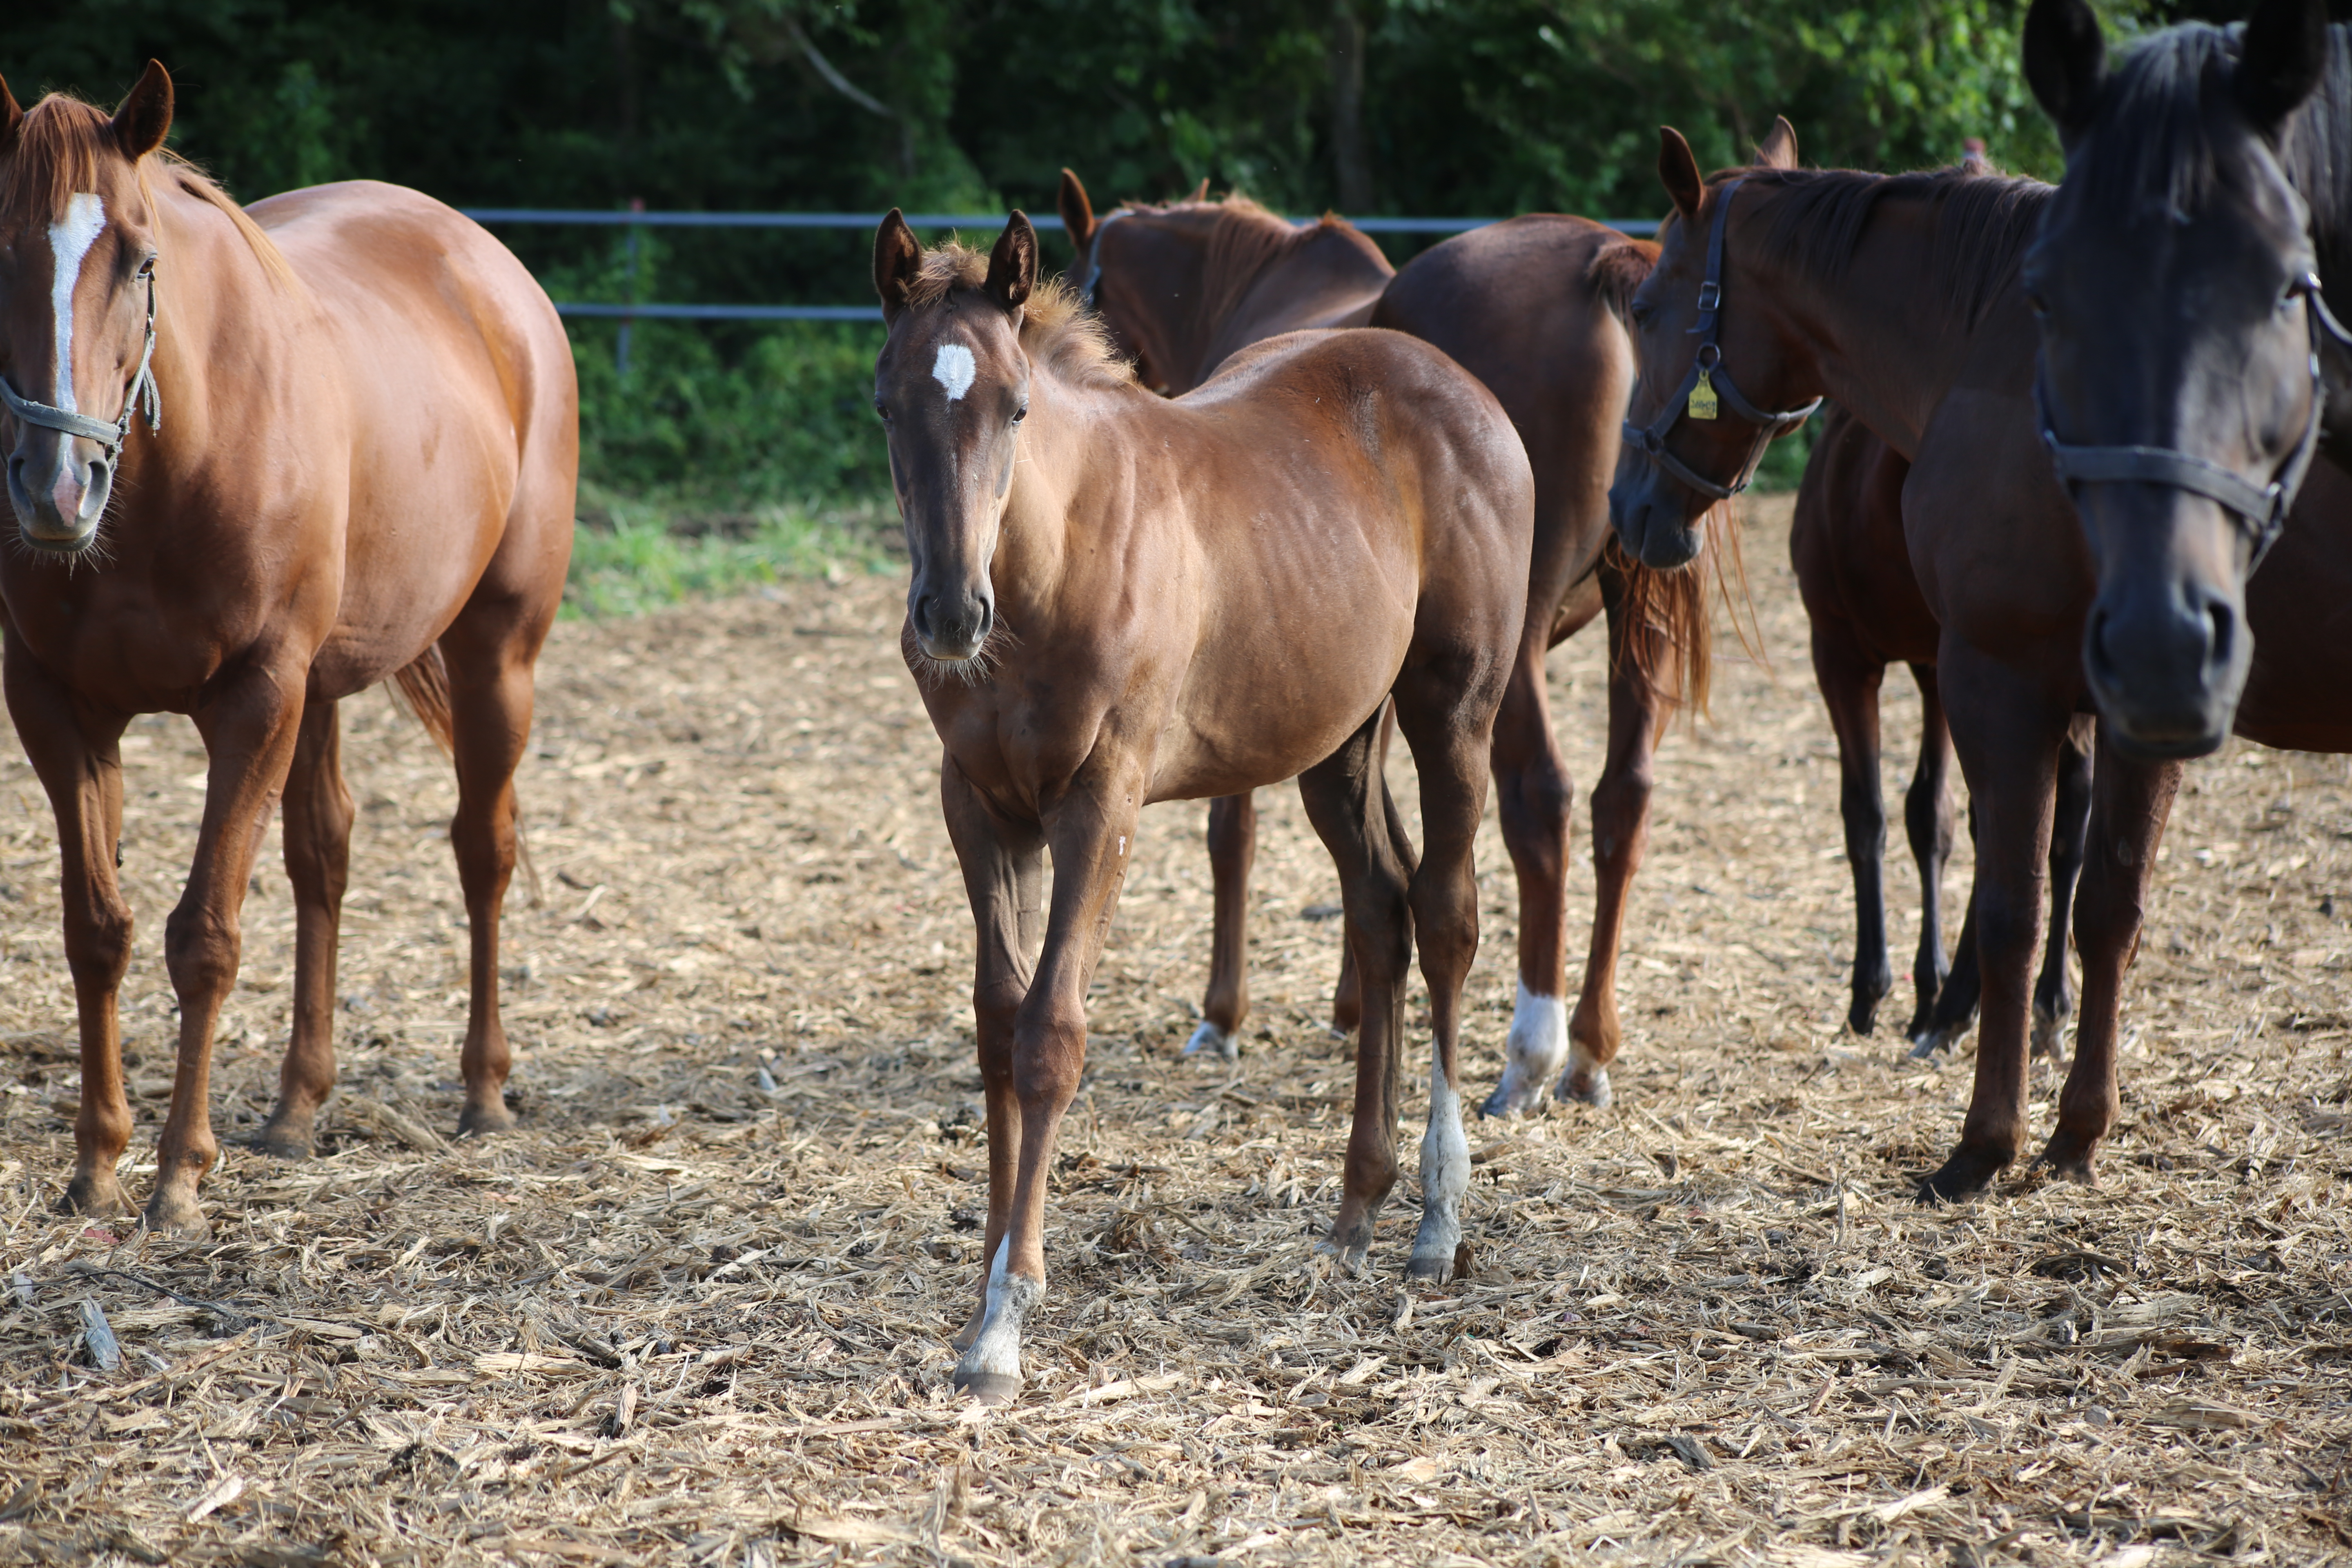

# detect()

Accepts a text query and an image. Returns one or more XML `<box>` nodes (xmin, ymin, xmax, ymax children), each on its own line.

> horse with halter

<box><xmin>1058</xmin><ymin>171</ymin><xmax>1716</xmax><ymax>1116</ymax></box>
<box><xmin>0</xmin><ymin>65</ymin><xmax>576</xmax><ymax>1232</ymax></box>
<box><xmin>872</xmin><ymin>211</ymin><xmax>1530</xmax><ymax>1399</ymax></box>
<box><xmin>1608</xmin><ymin>116</ymin><xmax>2352</xmax><ymax>1196</ymax></box>
<box><xmin>1791</xmin><ymin>404</ymin><xmax>2093</xmax><ymax>1055</ymax></box>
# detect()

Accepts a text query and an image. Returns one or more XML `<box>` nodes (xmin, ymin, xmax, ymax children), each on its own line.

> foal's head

<box><xmin>873</xmin><ymin>211</ymin><xmax>1039</xmax><ymax>667</ymax></box>
<box><xmin>2024</xmin><ymin>0</ymin><xmax>2339</xmax><ymax>756</ymax></box>
<box><xmin>0</xmin><ymin>62</ymin><xmax>172</xmax><ymax>555</ymax></box>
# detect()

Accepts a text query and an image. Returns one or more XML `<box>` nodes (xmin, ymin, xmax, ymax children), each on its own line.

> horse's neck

<box><xmin>143</xmin><ymin>185</ymin><xmax>303</xmax><ymax>470</ymax></box>
<box><xmin>1757</xmin><ymin>201</ymin><xmax>2007</xmax><ymax>460</ymax></box>
<box><xmin>989</xmin><ymin>369</ymin><xmax>1093</xmax><ymax>621</ymax></box>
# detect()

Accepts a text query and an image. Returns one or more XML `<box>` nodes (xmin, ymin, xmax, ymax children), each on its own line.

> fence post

<box><xmin>617</xmin><ymin>196</ymin><xmax>645</xmax><ymax>380</ymax></box>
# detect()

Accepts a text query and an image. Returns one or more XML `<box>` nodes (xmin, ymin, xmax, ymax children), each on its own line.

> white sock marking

<box><xmin>1414</xmin><ymin>1054</ymin><xmax>1470</xmax><ymax>1266</ymax></box>
<box><xmin>932</xmin><ymin>342</ymin><xmax>977</xmax><ymax>401</ymax></box>
<box><xmin>961</xmin><ymin>1236</ymin><xmax>1038</xmax><ymax>1381</ymax></box>
<box><xmin>1487</xmin><ymin>981</ymin><xmax>1570</xmax><ymax>1115</ymax></box>
<box><xmin>48</xmin><ymin>194</ymin><xmax>108</xmax><ymax>414</ymax></box>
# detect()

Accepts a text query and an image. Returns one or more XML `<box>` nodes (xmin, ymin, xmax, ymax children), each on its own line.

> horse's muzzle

<box><xmin>1607</xmin><ymin>474</ymin><xmax>1703</xmax><ymax>570</ymax></box>
<box><xmin>6</xmin><ymin>440</ymin><xmax>111</xmax><ymax>554</ymax></box>
<box><xmin>912</xmin><ymin>584</ymin><xmax>996</xmax><ymax>663</ymax></box>
<box><xmin>2082</xmin><ymin>580</ymin><xmax>2243</xmax><ymax>760</ymax></box>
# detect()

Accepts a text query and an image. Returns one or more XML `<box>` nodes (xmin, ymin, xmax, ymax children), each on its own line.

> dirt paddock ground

<box><xmin>2</xmin><ymin>494</ymin><xmax>2348</xmax><ymax>1567</ymax></box>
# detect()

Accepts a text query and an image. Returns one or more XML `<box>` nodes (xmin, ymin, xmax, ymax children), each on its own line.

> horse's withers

<box><xmin>2023</xmin><ymin>0</ymin><xmax>2338</xmax><ymax>756</ymax></box>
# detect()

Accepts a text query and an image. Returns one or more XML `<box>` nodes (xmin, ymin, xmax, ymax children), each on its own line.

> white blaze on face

<box><xmin>47</xmin><ymin>194</ymin><xmax>109</xmax><ymax>414</ymax></box>
<box><xmin>932</xmin><ymin>342</ymin><xmax>977</xmax><ymax>401</ymax></box>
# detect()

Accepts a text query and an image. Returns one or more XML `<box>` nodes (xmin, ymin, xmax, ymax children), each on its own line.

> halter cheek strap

<box><xmin>0</xmin><ymin>268</ymin><xmax>162</xmax><ymax>461</ymax></box>
<box><xmin>2038</xmin><ymin>273</ymin><xmax>2350</xmax><ymax>575</ymax></box>
<box><xmin>1620</xmin><ymin>178</ymin><xmax>1823</xmax><ymax>502</ymax></box>
<box><xmin>1076</xmin><ymin>209</ymin><xmax>1129</xmax><ymax>307</ymax></box>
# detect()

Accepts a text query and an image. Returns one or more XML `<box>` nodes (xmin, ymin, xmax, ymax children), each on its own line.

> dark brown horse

<box><xmin>872</xmin><ymin>212</ymin><xmax>1530</xmax><ymax>1399</ymax></box>
<box><xmin>0</xmin><ymin>66</ymin><xmax>576</xmax><ymax>1232</ymax></box>
<box><xmin>1059</xmin><ymin>172</ymin><xmax>1714</xmax><ymax>1115</ymax></box>
<box><xmin>1606</xmin><ymin>120</ymin><xmax>2245</xmax><ymax>1196</ymax></box>
<box><xmin>1794</xmin><ymin>404</ymin><xmax>2094</xmax><ymax>1056</ymax></box>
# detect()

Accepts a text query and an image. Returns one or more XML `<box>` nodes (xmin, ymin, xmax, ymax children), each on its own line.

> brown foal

<box><xmin>873</xmin><ymin>212</ymin><xmax>1530</xmax><ymax>1399</ymax></box>
<box><xmin>1059</xmin><ymin>172</ymin><xmax>1713</xmax><ymax>1113</ymax></box>
<box><xmin>0</xmin><ymin>67</ymin><xmax>575</xmax><ymax>1232</ymax></box>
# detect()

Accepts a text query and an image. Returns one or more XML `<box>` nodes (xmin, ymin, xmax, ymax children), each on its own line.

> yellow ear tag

<box><xmin>1688</xmin><ymin>369</ymin><xmax>1721</xmax><ymax>421</ymax></box>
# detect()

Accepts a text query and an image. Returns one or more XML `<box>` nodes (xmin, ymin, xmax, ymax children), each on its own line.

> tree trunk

<box><xmin>1329</xmin><ymin>0</ymin><xmax>1373</xmax><ymax>214</ymax></box>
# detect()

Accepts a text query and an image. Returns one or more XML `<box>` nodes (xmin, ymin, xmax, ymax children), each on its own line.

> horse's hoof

<box><xmin>1916</xmin><ymin>1145</ymin><xmax>2011</xmax><ymax>1203</ymax></box>
<box><xmin>256</xmin><ymin>1112</ymin><xmax>315</xmax><ymax>1162</ymax></box>
<box><xmin>61</xmin><ymin>1173</ymin><xmax>134</xmax><ymax>1218</ymax></box>
<box><xmin>2029</xmin><ymin>1005</ymin><xmax>2070</xmax><ymax>1062</ymax></box>
<box><xmin>457</xmin><ymin>1098</ymin><xmax>517</xmax><ymax>1138</ymax></box>
<box><xmin>1403</xmin><ymin>1251</ymin><xmax>1455</xmax><ymax>1284</ymax></box>
<box><xmin>1183</xmin><ymin>1022</ymin><xmax>1238</xmax><ymax>1062</ymax></box>
<box><xmin>142</xmin><ymin>1187</ymin><xmax>209</xmax><ymax>1239</ymax></box>
<box><xmin>1477</xmin><ymin>1085</ymin><xmax>1520</xmax><ymax>1120</ymax></box>
<box><xmin>1907</xmin><ymin>1020</ymin><xmax>1967</xmax><ymax>1060</ymax></box>
<box><xmin>1558</xmin><ymin>1066</ymin><xmax>1612</xmax><ymax>1109</ymax></box>
<box><xmin>953</xmin><ymin>1370</ymin><xmax>1022</xmax><ymax>1406</ymax></box>
<box><xmin>2035</xmin><ymin>1131</ymin><xmax>2100</xmax><ymax>1185</ymax></box>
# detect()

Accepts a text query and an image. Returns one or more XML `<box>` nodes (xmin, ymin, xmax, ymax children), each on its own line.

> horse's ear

<box><xmin>2023</xmin><ymin>0</ymin><xmax>2106</xmax><ymax>148</ymax></box>
<box><xmin>987</xmin><ymin>210</ymin><xmax>1037</xmax><ymax>315</ymax></box>
<box><xmin>1657</xmin><ymin>127</ymin><xmax>1704</xmax><ymax>220</ymax></box>
<box><xmin>1754</xmin><ymin>117</ymin><xmax>1799</xmax><ymax>170</ymax></box>
<box><xmin>2238</xmin><ymin>0</ymin><xmax>2329</xmax><ymax>139</ymax></box>
<box><xmin>1189</xmin><ymin>177</ymin><xmax>1210</xmax><ymax>202</ymax></box>
<box><xmin>0</xmin><ymin>76</ymin><xmax>20</xmax><ymax>162</ymax></box>
<box><xmin>109</xmin><ymin>59</ymin><xmax>173</xmax><ymax>161</ymax></box>
<box><xmin>873</xmin><ymin>208</ymin><xmax>922</xmax><ymax>325</ymax></box>
<box><xmin>1056</xmin><ymin>169</ymin><xmax>1096</xmax><ymax>251</ymax></box>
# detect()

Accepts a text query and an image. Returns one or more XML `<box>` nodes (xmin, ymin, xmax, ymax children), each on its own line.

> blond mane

<box><xmin>908</xmin><ymin>240</ymin><xmax>1135</xmax><ymax>389</ymax></box>
<box><xmin>0</xmin><ymin>91</ymin><xmax>298</xmax><ymax>290</ymax></box>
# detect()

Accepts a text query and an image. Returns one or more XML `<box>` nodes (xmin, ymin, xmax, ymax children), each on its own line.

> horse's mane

<box><xmin>2055</xmin><ymin>22</ymin><xmax>2352</xmax><ymax>285</ymax></box>
<box><xmin>1732</xmin><ymin>163</ymin><xmax>2051</xmax><ymax>330</ymax></box>
<box><xmin>0</xmin><ymin>91</ymin><xmax>297</xmax><ymax>290</ymax></box>
<box><xmin>908</xmin><ymin>241</ymin><xmax>1135</xmax><ymax>389</ymax></box>
<box><xmin>1109</xmin><ymin>194</ymin><xmax>1386</xmax><ymax>337</ymax></box>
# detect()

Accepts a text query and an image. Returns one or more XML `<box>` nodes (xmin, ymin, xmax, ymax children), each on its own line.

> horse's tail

<box><xmin>388</xmin><ymin>646</ymin><xmax>456</xmax><ymax>754</ymax></box>
<box><xmin>384</xmin><ymin>646</ymin><xmax>542</xmax><ymax>907</ymax></box>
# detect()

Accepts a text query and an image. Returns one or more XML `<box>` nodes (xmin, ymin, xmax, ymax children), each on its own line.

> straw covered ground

<box><xmin>2</xmin><ymin>495</ymin><xmax>2348</xmax><ymax>1567</ymax></box>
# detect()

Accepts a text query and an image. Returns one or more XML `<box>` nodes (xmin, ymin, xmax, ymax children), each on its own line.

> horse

<box><xmin>1603</xmin><ymin>117</ymin><xmax>2333</xmax><ymax>1197</ymax></box>
<box><xmin>1794</xmin><ymin>400</ymin><xmax>2095</xmax><ymax>1056</ymax></box>
<box><xmin>1058</xmin><ymin>171</ymin><xmax>1714</xmax><ymax>1116</ymax></box>
<box><xmin>0</xmin><ymin>65</ymin><xmax>576</xmax><ymax>1233</ymax></box>
<box><xmin>2020</xmin><ymin>0</ymin><xmax>2352</xmax><ymax>757</ymax></box>
<box><xmin>872</xmin><ymin>211</ymin><xmax>1531</xmax><ymax>1400</ymax></box>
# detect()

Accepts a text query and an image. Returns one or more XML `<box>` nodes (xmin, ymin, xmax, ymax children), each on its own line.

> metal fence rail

<box><xmin>463</xmin><ymin>207</ymin><xmax>1662</xmax><ymax>323</ymax></box>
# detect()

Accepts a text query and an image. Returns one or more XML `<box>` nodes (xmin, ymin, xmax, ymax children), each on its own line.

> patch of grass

<box><xmin>564</xmin><ymin>485</ymin><xmax>901</xmax><ymax>618</ymax></box>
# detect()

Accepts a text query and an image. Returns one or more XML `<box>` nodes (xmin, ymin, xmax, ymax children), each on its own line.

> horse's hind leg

<box><xmin>2032</xmin><ymin>718</ymin><xmax>2095</xmax><ymax>1060</ymax></box>
<box><xmin>1296</xmin><ymin>715</ymin><xmax>1413</xmax><ymax>1271</ymax></box>
<box><xmin>1189</xmin><ymin>793</ymin><xmax>1254</xmax><ymax>1061</ymax></box>
<box><xmin>1391</xmin><ymin>656</ymin><xmax>1500</xmax><ymax>1282</ymax></box>
<box><xmin>1900</xmin><ymin>662</ymin><xmax>1957</xmax><ymax>1040</ymax></box>
<box><xmin>1480</xmin><ymin>627</ymin><xmax>1572</xmax><ymax>1118</ymax></box>
<box><xmin>258</xmin><ymin>700</ymin><xmax>354</xmax><ymax>1160</ymax></box>
<box><xmin>1812</xmin><ymin>614</ymin><xmax>1891</xmax><ymax>1035</ymax></box>
<box><xmin>1911</xmin><ymin>802</ymin><xmax>1985</xmax><ymax>1058</ymax></box>
<box><xmin>5</xmin><ymin>641</ymin><xmax>136</xmax><ymax>1216</ymax></box>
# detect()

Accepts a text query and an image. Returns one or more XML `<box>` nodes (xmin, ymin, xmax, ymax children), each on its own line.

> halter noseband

<box><xmin>0</xmin><ymin>267</ymin><xmax>162</xmax><ymax>461</ymax></box>
<box><xmin>1621</xmin><ymin>178</ymin><xmax>1823</xmax><ymax>502</ymax></box>
<box><xmin>2036</xmin><ymin>273</ymin><xmax>2350</xmax><ymax>575</ymax></box>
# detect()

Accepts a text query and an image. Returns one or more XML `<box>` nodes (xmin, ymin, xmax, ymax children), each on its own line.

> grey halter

<box><xmin>0</xmin><ymin>267</ymin><xmax>162</xmax><ymax>460</ymax></box>
<box><xmin>1620</xmin><ymin>178</ymin><xmax>1823</xmax><ymax>501</ymax></box>
<box><xmin>1075</xmin><ymin>209</ymin><xmax>1129</xmax><ymax>307</ymax></box>
<box><xmin>2036</xmin><ymin>272</ymin><xmax>2349</xmax><ymax>575</ymax></box>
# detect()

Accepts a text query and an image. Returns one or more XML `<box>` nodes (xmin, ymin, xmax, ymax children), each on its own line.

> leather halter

<box><xmin>1621</xmin><ymin>178</ymin><xmax>1823</xmax><ymax>501</ymax></box>
<box><xmin>0</xmin><ymin>267</ymin><xmax>162</xmax><ymax>461</ymax></box>
<box><xmin>2037</xmin><ymin>273</ymin><xmax>2350</xmax><ymax>575</ymax></box>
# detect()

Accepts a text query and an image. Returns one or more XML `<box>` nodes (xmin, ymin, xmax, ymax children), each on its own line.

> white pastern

<box><xmin>956</xmin><ymin>1237</ymin><xmax>1041</xmax><ymax>1383</ymax></box>
<box><xmin>1558</xmin><ymin>1038</ymin><xmax>1614</xmax><ymax>1109</ymax></box>
<box><xmin>1482</xmin><ymin>981</ymin><xmax>1569</xmax><ymax>1117</ymax></box>
<box><xmin>1183</xmin><ymin>1021</ymin><xmax>1238</xmax><ymax>1061</ymax></box>
<box><xmin>932</xmin><ymin>342</ymin><xmax>977</xmax><ymax>402</ymax></box>
<box><xmin>1412</xmin><ymin>1056</ymin><xmax>1470</xmax><ymax>1273</ymax></box>
<box><xmin>47</xmin><ymin>194</ymin><xmax>108</xmax><ymax>413</ymax></box>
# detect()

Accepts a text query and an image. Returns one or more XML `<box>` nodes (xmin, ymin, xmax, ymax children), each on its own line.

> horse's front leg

<box><xmin>2032</xmin><ymin>718</ymin><xmax>2097</xmax><ymax>1059</ymax></box>
<box><xmin>149</xmin><ymin>664</ymin><xmax>306</xmax><ymax>1234</ymax></box>
<box><xmin>2041</xmin><ymin>728</ymin><xmax>2179</xmax><ymax>1182</ymax></box>
<box><xmin>1481</xmin><ymin>629</ymin><xmax>1572</xmax><ymax>1117</ymax></box>
<box><xmin>938</xmin><ymin>760</ymin><xmax>1045</xmax><ymax>1356</ymax></box>
<box><xmin>4</xmin><ymin>635</ymin><xmax>135</xmax><ymax>1216</ymax></box>
<box><xmin>1188</xmin><ymin>792</ymin><xmax>1254</xmax><ymax>1060</ymax></box>
<box><xmin>258</xmin><ymin>699</ymin><xmax>352</xmax><ymax>1159</ymax></box>
<box><xmin>949</xmin><ymin>756</ymin><xmax>1137</xmax><ymax>1403</ymax></box>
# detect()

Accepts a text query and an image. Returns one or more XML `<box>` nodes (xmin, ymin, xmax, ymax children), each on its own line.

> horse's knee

<box><xmin>163</xmin><ymin>905</ymin><xmax>239</xmax><ymax>998</ymax></box>
<box><xmin>62</xmin><ymin>896</ymin><xmax>133</xmax><ymax>993</ymax></box>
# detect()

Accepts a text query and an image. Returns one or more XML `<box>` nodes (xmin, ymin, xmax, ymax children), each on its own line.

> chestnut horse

<box><xmin>1795</xmin><ymin>400</ymin><xmax>2095</xmax><ymax>1055</ymax></box>
<box><xmin>0</xmin><ymin>66</ymin><xmax>575</xmax><ymax>1232</ymax></box>
<box><xmin>873</xmin><ymin>212</ymin><xmax>1530</xmax><ymax>1399</ymax></box>
<box><xmin>1608</xmin><ymin>120</ymin><xmax>2245</xmax><ymax>1197</ymax></box>
<box><xmin>1059</xmin><ymin>172</ymin><xmax>1711</xmax><ymax>1115</ymax></box>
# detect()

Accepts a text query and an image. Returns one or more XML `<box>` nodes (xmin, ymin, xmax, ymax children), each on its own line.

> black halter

<box><xmin>2036</xmin><ymin>274</ymin><xmax>2351</xmax><ymax>575</ymax></box>
<box><xmin>1075</xmin><ymin>210</ymin><xmax>1129</xmax><ymax>308</ymax></box>
<box><xmin>1620</xmin><ymin>178</ymin><xmax>1823</xmax><ymax>502</ymax></box>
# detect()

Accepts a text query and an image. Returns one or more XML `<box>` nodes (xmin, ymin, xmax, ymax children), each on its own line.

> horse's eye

<box><xmin>136</xmin><ymin>254</ymin><xmax>156</xmax><ymax>278</ymax></box>
<box><xmin>1011</xmin><ymin>403</ymin><xmax>1028</xmax><ymax>424</ymax></box>
<box><xmin>1630</xmin><ymin>301</ymin><xmax>1656</xmax><ymax>329</ymax></box>
<box><xmin>2024</xmin><ymin>291</ymin><xmax>2049</xmax><ymax>319</ymax></box>
<box><xmin>874</xmin><ymin>401</ymin><xmax>892</xmax><ymax>424</ymax></box>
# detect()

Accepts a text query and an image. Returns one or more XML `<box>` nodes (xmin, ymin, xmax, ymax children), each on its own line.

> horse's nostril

<box><xmin>2201</xmin><ymin>594</ymin><xmax>2234</xmax><ymax>673</ymax></box>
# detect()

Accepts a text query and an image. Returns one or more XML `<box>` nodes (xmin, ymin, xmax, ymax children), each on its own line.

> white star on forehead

<box><xmin>932</xmin><ymin>342</ymin><xmax>977</xmax><ymax>401</ymax></box>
